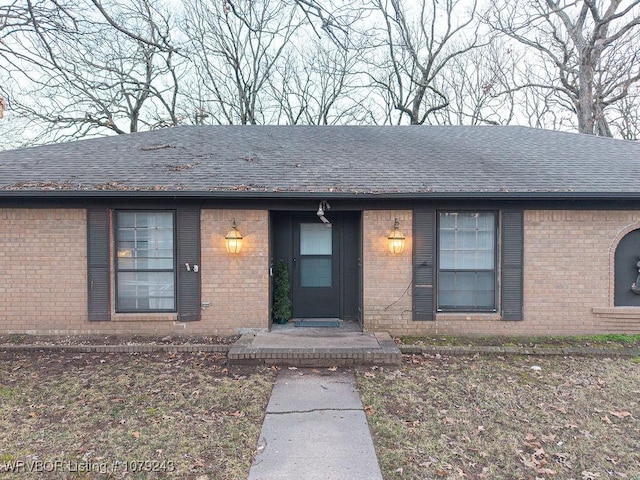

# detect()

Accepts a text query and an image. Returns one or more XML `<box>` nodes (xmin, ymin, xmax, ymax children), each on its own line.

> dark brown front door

<box><xmin>292</xmin><ymin>217</ymin><xmax>340</xmax><ymax>317</ymax></box>
<box><xmin>271</xmin><ymin>211</ymin><xmax>361</xmax><ymax>323</ymax></box>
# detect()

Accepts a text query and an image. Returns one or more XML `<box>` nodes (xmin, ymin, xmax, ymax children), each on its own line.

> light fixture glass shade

<box><xmin>225</xmin><ymin>220</ymin><xmax>243</xmax><ymax>254</ymax></box>
<box><xmin>388</xmin><ymin>218</ymin><xmax>405</xmax><ymax>254</ymax></box>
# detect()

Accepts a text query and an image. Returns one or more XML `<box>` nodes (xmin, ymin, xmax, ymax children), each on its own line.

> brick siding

<box><xmin>0</xmin><ymin>209</ymin><xmax>87</xmax><ymax>333</ymax></box>
<box><xmin>521</xmin><ymin>210</ymin><xmax>640</xmax><ymax>335</ymax></box>
<box><xmin>0</xmin><ymin>208</ymin><xmax>269</xmax><ymax>337</ymax></box>
<box><xmin>372</xmin><ymin>209</ymin><xmax>640</xmax><ymax>336</ymax></box>
<box><xmin>2</xmin><ymin>207</ymin><xmax>640</xmax><ymax>337</ymax></box>
<box><xmin>199</xmin><ymin>209</ymin><xmax>270</xmax><ymax>334</ymax></box>
<box><xmin>362</xmin><ymin>211</ymin><xmax>414</xmax><ymax>333</ymax></box>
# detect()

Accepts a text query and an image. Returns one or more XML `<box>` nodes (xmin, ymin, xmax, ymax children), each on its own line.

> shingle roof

<box><xmin>0</xmin><ymin>125</ymin><xmax>639</xmax><ymax>198</ymax></box>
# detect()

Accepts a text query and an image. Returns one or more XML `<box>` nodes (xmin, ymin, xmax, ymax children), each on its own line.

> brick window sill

<box><xmin>112</xmin><ymin>313</ymin><xmax>178</xmax><ymax>323</ymax></box>
<box><xmin>435</xmin><ymin>312</ymin><xmax>502</xmax><ymax>322</ymax></box>
<box><xmin>592</xmin><ymin>307</ymin><xmax>640</xmax><ymax>320</ymax></box>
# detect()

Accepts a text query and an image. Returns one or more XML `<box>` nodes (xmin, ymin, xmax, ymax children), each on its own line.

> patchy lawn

<box><xmin>0</xmin><ymin>334</ymin><xmax>240</xmax><ymax>346</ymax></box>
<box><xmin>0</xmin><ymin>351</ymin><xmax>275</xmax><ymax>479</ymax></box>
<box><xmin>357</xmin><ymin>355</ymin><xmax>640</xmax><ymax>480</ymax></box>
<box><xmin>395</xmin><ymin>334</ymin><xmax>640</xmax><ymax>350</ymax></box>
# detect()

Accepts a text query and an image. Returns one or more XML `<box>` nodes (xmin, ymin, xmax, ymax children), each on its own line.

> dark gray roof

<box><xmin>1</xmin><ymin>125</ymin><xmax>639</xmax><ymax>198</ymax></box>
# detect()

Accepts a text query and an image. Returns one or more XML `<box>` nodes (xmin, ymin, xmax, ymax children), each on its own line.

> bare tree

<box><xmin>367</xmin><ymin>0</ymin><xmax>483</xmax><ymax>125</ymax></box>
<box><xmin>488</xmin><ymin>0</ymin><xmax>640</xmax><ymax>136</ymax></box>
<box><xmin>0</xmin><ymin>0</ymin><xmax>184</xmax><ymax>144</ymax></box>
<box><xmin>433</xmin><ymin>43</ymin><xmax>519</xmax><ymax>126</ymax></box>
<box><xmin>184</xmin><ymin>0</ymin><xmax>307</xmax><ymax>125</ymax></box>
<box><xmin>267</xmin><ymin>35</ymin><xmax>375</xmax><ymax>125</ymax></box>
<box><xmin>608</xmin><ymin>86</ymin><xmax>640</xmax><ymax>139</ymax></box>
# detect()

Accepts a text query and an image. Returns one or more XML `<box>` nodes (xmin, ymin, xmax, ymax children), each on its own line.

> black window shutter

<box><xmin>413</xmin><ymin>208</ymin><xmax>436</xmax><ymax>320</ymax></box>
<box><xmin>87</xmin><ymin>208</ymin><xmax>111</xmax><ymax>321</ymax></box>
<box><xmin>501</xmin><ymin>210</ymin><xmax>524</xmax><ymax>320</ymax></box>
<box><xmin>176</xmin><ymin>207</ymin><xmax>201</xmax><ymax>322</ymax></box>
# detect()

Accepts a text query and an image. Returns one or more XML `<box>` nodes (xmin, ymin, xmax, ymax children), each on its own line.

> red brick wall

<box><xmin>367</xmin><ymin>210</ymin><xmax>640</xmax><ymax>336</ymax></box>
<box><xmin>362</xmin><ymin>211</ymin><xmax>414</xmax><ymax>332</ymax></box>
<box><xmin>199</xmin><ymin>209</ymin><xmax>270</xmax><ymax>334</ymax></box>
<box><xmin>2</xmin><ymin>207</ymin><xmax>640</xmax><ymax>338</ymax></box>
<box><xmin>0</xmin><ymin>209</ymin><xmax>87</xmax><ymax>333</ymax></box>
<box><xmin>0</xmin><ymin>208</ymin><xmax>269</xmax><ymax>337</ymax></box>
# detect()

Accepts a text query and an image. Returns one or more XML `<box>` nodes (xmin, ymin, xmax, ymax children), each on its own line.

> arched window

<box><xmin>614</xmin><ymin>228</ymin><xmax>640</xmax><ymax>306</ymax></box>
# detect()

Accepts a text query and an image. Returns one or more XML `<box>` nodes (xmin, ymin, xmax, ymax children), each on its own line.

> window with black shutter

<box><xmin>86</xmin><ymin>207</ymin><xmax>201</xmax><ymax>321</ymax></box>
<box><xmin>413</xmin><ymin>208</ymin><xmax>524</xmax><ymax>321</ymax></box>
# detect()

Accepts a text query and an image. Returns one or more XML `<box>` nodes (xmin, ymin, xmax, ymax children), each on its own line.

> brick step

<box><xmin>227</xmin><ymin>332</ymin><xmax>402</xmax><ymax>367</ymax></box>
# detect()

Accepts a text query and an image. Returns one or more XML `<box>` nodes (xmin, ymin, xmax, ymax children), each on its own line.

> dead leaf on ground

<box><xmin>541</xmin><ymin>433</ymin><xmax>556</xmax><ymax>443</ymax></box>
<box><xmin>581</xmin><ymin>471</ymin><xmax>601</xmax><ymax>480</ymax></box>
<box><xmin>609</xmin><ymin>411</ymin><xmax>632</xmax><ymax>419</ymax></box>
<box><xmin>536</xmin><ymin>467</ymin><xmax>557</xmax><ymax>475</ymax></box>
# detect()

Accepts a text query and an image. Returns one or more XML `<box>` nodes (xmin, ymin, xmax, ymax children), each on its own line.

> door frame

<box><xmin>269</xmin><ymin>210</ymin><xmax>362</xmax><ymax>329</ymax></box>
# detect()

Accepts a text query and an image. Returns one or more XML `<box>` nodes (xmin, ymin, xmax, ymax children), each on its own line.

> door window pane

<box><xmin>300</xmin><ymin>258</ymin><xmax>332</xmax><ymax>287</ymax></box>
<box><xmin>300</xmin><ymin>223</ymin><xmax>332</xmax><ymax>255</ymax></box>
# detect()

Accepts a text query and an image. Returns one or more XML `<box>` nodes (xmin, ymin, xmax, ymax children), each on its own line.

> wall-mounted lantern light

<box><xmin>225</xmin><ymin>218</ymin><xmax>243</xmax><ymax>254</ymax></box>
<box><xmin>388</xmin><ymin>218</ymin><xmax>405</xmax><ymax>254</ymax></box>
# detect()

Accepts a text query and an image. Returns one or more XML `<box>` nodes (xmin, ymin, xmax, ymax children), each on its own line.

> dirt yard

<box><xmin>0</xmin><ymin>351</ymin><xmax>274</xmax><ymax>479</ymax></box>
<box><xmin>357</xmin><ymin>354</ymin><xmax>640</xmax><ymax>480</ymax></box>
<box><xmin>2</xmin><ymin>341</ymin><xmax>639</xmax><ymax>480</ymax></box>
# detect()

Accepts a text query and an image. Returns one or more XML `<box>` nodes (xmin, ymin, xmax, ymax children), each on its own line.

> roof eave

<box><xmin>2</xmin><ymin>190</ymin><xmax>640</xmax><ymax>201</ymax></box>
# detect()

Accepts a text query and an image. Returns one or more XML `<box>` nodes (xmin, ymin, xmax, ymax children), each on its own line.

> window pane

<box><xmin>116</xmin><ymin>211</ymin><xmax>175</xmax><ymax>312</ymax></box>
<box><xmin>459</xmin><ymin>229</ymin><xmax>476</xmax><ymax>250</ymax></box>
<box><xmin>438</xmin><ymin>271</ymin><xmax>495</xmax><ymax>309</ymax></box>
<box><xmin>438</xmin><ymin>212</ymin><xmax>496</xmax><ymax>311</ymax></box>
<box><xmin>457</xmin><ymin>213</ymin><xmax>478</xmax><ymax>229</ymax></box>
<box><xmin>300</xmin><ymin>223</ymin><xmax>332</xmax><ymax>255</ymax></box>
<box><xmin>476</xmin><ymin>272</ymin><xmax>496</xmax><ymax>308</ymax></box>
<box><xmin>439</xmin><ymin>249</ymin><xmax>455</xmax><ymax>269</ymax></box>
<box><xmin>440</xmin><ymin>230</ymin><xmax>455</xmax><ymax>249</ymax></box>
<box><xmin>300</xmin><ymin>257</ymin><xmax>332</xmax><ymax>287</ymax></box>
<box><xmin>117</xmin><ymin>212</ymin><xmax>136</xmax><ymax>228</ymax></box>
<box><xmin>117</xmin><ymin>272</ymin><xmax>175</xmax><ymax>311</ymax></box>
<box><xmin>478</xmin><ymin>213</ymin><xmax>495</xmax><ymax>231</ymax></box>
<box><xmin>440</xmin><ymin>212</ymin><xmax>457</xmax><ymax>229</ymax></box>
<box><xmin>477</xmin><ymin>231</ymin><xmax>493</xmax><ymax>249</ymax></box>
<box><xmin>476</xmin><ymin>249</ymin><xmax>495</xmax><ymax>269</ymax></box>
<box><xmin>459</xmin><ymin>250</ymin><xmax>477</xmax><ymax>269</ymax></box>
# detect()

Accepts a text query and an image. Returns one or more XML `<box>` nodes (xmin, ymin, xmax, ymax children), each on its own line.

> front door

<box><xmin>292</xmin><ymin>218</ymin><xmax>340</xmax><ymax>317</ymax></box>
<box><xmin>270</xmin><ymin>211</ymin><xmax>361</xmax><ymax>323</ymax></box>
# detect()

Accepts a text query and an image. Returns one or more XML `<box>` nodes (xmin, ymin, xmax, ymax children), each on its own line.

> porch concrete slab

<box><xmin>227</xmin><ymin>330</ymin><xmax>401</xmax><ymax>367</ymax></box>
<box><xmin>250</xmin><ymin>331</ymin><xmax>381</xmax><ymax>349</ymax></box>
<box><xmin>248</xmin><ymin>370</ymin><xmax>383</xmax><ymax>480</ymax></box>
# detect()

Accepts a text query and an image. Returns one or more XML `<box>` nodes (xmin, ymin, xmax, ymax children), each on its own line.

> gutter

<box><xmin>3</xmin><ymin>190</ymin><xmax>640</xmax><ymax>201</ymax></box>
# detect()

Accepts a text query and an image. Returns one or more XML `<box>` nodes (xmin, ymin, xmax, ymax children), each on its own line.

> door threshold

<box><xmin>271</xmin><ymin>319</ymin><xmax>361</xmax><ymax>333</ymax></box>
<box><xmin>295</xmin><ymin>318</ymin><xmax>340</xmax><ymax>328</ymax></box>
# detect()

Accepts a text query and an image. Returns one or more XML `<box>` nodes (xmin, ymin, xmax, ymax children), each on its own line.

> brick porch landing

<box><xmin>227</xmin><ymin>329</ymin><xmax>401</xmax><ymax>367</ymax></box>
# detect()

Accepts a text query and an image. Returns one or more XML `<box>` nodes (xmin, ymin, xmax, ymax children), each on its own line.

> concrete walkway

<box><xmin>248</xmin><ymin>369</ymin><xmax>383</xmax><ymax>480</ymax></box>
